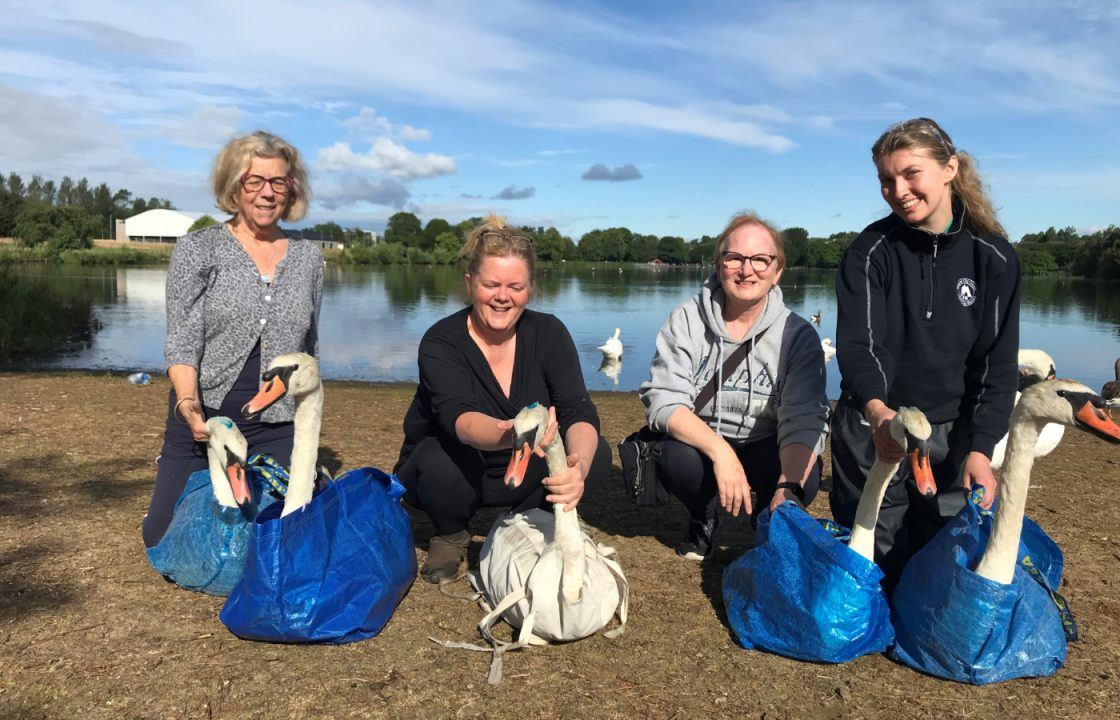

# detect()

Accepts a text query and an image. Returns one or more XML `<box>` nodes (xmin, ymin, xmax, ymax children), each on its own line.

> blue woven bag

<box><xmin>219</xmin><ymin>467</ymin><xmax>417</xmax><ymax>644</ymax></box>
<box><xmin>722</xmin><ymin>502</ymin><xmax>894</xmax><ymax>663</ymax></box>
<box><xmin>889</xmin><ymin>490</ymin><xmax>1075</xmax><ymax>684</ymax></box>
<box><xmin>145</xmin><ymin>464</ymin><xmax>281</xmax><ymax>596</ymax></box>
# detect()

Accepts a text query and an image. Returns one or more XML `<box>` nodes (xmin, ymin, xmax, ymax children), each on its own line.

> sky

<box><xmin>1</xmin><ymin>0</ymin><xmax>1118</xmax><ymax>242</ymax></box>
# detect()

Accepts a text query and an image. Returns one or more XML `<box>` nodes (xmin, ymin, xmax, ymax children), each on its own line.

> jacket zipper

<box><xmin>925</xmin><ymin>238</ymin><xmax>938</xmax><ymax>320</ymax></box>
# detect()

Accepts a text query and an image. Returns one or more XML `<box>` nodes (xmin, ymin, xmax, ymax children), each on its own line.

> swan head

<box><xmin>206</xmin><ymin>417</ymin><xmax>251</xmax><ymax>506</ymax></box>
<box><xmin>241</xmin><ymin>352</ymin><xmax>321</xmax><ymax>418</ymax></box>
<box><xmin>505</xmin><ymin>402</ymin><xmax>550</xmax><ymax>489</ymax></box>
<box><xmin>1015</xmin><ymin>379</ymin><xmax>1120</xmax><ymax>444</ymax></box>
<box><xmin>1017</xmin><ymin>348</ymin><xmax>1056</xmax><ymax>390</ymax></box>
<box><xmin>890</xmin><ymin>407</ymin><xmax>935</xmax><ymax>496</ymax></box>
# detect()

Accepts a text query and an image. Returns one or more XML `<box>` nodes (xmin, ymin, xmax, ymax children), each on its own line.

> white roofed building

<box><xmin>123</xmin><ymin>209</ymin><xmax>208</xmax><ymax>243</ymax></box>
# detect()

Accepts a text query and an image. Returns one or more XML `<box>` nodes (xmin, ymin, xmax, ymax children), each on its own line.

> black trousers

<box><xmin>828</xmin><ymin>398</ymin><xmax>969</xmax><ymax>588</ymax></box>
<box><xmin>142</xmin><ymin>344</ymin><xmax>295</xmax><ymax>548</ymax></box>
<box><xmin>657</xmin><ymin>435</ymin><xmax>822</xmax><ymax>525</ymax></box>
<box><xmin>395</xmin><ymin>433</ymin><xmax>612</xmax><ymax>536</ymax></box>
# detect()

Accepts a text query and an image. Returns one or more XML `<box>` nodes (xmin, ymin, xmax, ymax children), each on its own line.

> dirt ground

<box><xmin>1</xmin><ymin>372</ymin><xmax>1119</xmax><ymax>720</ymax></box>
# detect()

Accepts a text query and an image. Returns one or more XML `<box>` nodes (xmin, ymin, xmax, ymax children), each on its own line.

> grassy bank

<box><xmin>2</xmin><ymin>371</ymin><xmax>1119</xmax><ymax>719</ymax></box>
<box><xmin>0</xmin><ymin>243</ymin><xmax>172</xmax><ymax>266</ymax></box>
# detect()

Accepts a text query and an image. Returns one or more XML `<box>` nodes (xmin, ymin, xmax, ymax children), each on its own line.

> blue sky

<box><xmin>1</xmin><ymin>0</ymin><xmax>1117</xmax><ymax>242</ymax></box>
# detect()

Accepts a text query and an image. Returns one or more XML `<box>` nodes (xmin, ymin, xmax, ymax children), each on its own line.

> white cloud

<box><xmin>152</xmin><ymin>104</ymin><xmax>244</xmax><ymax>150</ymax></box>
<box><xmin>316</xmin><ymin>138</ymin><xmax>456</xmax><ymax>180</ymax></box>
<box><xmin>343</xmin><ymin>107</ymin><xmax>431</xmax><ymax>142</ymax></box>
<box><xmin>317</xmin><ymin>176</ymin><xmax>411</xmax><ymax>210</ymax></box>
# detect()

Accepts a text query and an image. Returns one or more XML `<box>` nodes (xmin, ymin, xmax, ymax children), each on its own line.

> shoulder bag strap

<box><xmin>692</xmin><ymin>326</ymin><xmax>768</xmax><ymax>413</ymax></box>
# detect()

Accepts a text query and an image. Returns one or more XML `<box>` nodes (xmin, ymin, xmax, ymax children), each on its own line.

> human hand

<box><xmin>713</xmin><ymin>446</ymin><xmax>751</xmax><ymax>517</ymax></box>
<box><xmin>769</xmin><ymin>485</ymin><xmax>804</xmax><ymax>513</ymax></box>
<box><xmin>963</xmin><ymin>451</ymin><xmax>997</xmax><ymax>509</ymax></box>
<box><xmin>178</xmin><ymin>399</ymin><xmax>209</xmax><ymax>442</ymax></box>
<box><xmin>866</xmin><ymin>403</ymin><xmax>904</xmax><ymax>463</ymax></box>
<box><xmin>544</xmin><ymin>451</ymin><xmax>585</xmax><ymax>511</ymax></box>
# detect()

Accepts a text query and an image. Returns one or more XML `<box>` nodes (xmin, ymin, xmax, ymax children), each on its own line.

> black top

<box><xmin>396</xmin><ymin>307</ymin><xmax>601</xmax><ymax>477</ymax></box>
<box><xmin>835</xmin><ymin>204</ymin><xmax>1021</xmax><ymax>458</ymax></box>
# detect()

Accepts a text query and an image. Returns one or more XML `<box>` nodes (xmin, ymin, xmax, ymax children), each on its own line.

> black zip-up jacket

<box><xmin>835</xmin><ymin>205</ymin><xmax>1020</xmax><ymax>458</ymax></box>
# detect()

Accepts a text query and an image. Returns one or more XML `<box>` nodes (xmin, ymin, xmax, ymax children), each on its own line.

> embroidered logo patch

<box><xmin>956</xmin><ymin>278</ymin><xmax>977</xmax><ymax>307</ymax></box>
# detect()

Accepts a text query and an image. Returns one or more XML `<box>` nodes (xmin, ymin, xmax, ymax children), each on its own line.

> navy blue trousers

<box><xmin>142</xmin><ymin>344</ymin><xmax>294</xmax><ymax>547</ymax></box>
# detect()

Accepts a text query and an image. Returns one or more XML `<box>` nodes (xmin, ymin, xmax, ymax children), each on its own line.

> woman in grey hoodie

<box><xmin>639</xmin><ymin>213</ymin><xmax>830</xmax><ymax>560</ymax></box>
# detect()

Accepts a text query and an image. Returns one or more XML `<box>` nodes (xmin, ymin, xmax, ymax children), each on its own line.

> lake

<box><xmin>3</xmin><ymin>263</ymin><xmax>1118</xmax><ymax>398</ymax></box>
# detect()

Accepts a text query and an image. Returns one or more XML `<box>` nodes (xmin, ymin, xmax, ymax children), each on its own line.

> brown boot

<box><xmin>421</xmin><ymin>530</ymin><xmax>469</xmax><ymax>584</ymax></box>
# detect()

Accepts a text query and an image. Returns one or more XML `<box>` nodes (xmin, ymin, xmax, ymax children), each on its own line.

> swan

<box><xmin>810</xmin><ymin>309</ymin><xmax>821</xmax><ymax>325</ymax></box>
<box><xmin>847</xmin><ymin>407</ymin><xmax>934</xmax><ymax>560</ymax></box>
<box><xmin>205</xmin><ymin>417</ymin><xmax>251</xmax><ymax>509</ymax></box>
<box><xmin>597</xmin><ymin>327</ymin><xmax>623</xmax><ymax>361</ymax></box>
<box><xmin>990</xmin><ymin>349</ymin><xmax>1062</xmax><ymax>470</ymax></box>
<box><xmin>891</xmin><ymin>379</ymin><xmax>1120</xmax><ymax>683</ymax></box>
<box><xmin>505</xmin><ymin>403</ymin><xmax>585</xmax><ymax>604</ymax></box>
<box><xmin>722</xmin><ymin>407</ymin><xmax>934</xmax><ymax>662</ymax></box>
<box><xmin>222</xmin><ymin>351</ymin><xmax>417</xmax><ymax>643</ymax></box>
<box><xmin>241</xmin><ymin>352</ymin><xmax>322</xmax><ymax>516</ymax></box>
<box><xmin>1103</xmin><ymin>356</ymin><xmax>1120</xmax><ymax>405</ymax></box>
<box><xmin>145</xmin><ymin>416</ymin><xmax>281</xmax><ymax>596</ymax></box>
<box><xmin>820</xmin><ymin>338</ymin><xmax>837</xmax><ymax>364</ymax></box>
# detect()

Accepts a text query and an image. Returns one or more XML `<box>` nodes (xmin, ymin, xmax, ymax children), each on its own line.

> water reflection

<box><xmin>598</xmin><ymin>356</ymin><xmax>622</xmax><ymax>386</ymax></box>
<box><xmin>2</xmin><ymin>264</ymin><xmax>1117</xmax><ymax>396</ymax></box>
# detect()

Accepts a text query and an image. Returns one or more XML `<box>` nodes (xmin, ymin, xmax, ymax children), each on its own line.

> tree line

<box><xmin>0</xmin><ymin>171</ymin><xmax>174</xmax><ymax>251</ymax></box>
<box><xmin>1016</xmin><ymin>225</ymin><xmax>1120</xmax><ymax>280</ymax></box>
<box><xmin>343</xmin><ymin>211</ymin><xmax>860</xmax><ymax>268</ymax></box>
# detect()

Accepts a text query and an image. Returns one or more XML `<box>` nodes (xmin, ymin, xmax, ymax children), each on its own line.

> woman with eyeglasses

<box><xmin>830</xmin><ymin>117</ymin><xmax>1020</xmax><ymax>588</ymax></box>
<box><xmin>394</xmin><ymin>215</ymin><xmax>611</xmax><ymax>583</ymax></box>
<box><xmin>142</xmin><ymin>130</ymin><xmax>322</xmax><ymax>548</ymax></box>
<box><xmin>639</xmin><ymin>213</ymin><xmax>830</xmax><ymax>560</ymax></box>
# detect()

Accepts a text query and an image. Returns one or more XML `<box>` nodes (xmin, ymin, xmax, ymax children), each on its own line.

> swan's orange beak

<box><xmin>226</xmin><ymin>449</ymin><xmax>251</xmax><ymax>506</ymax></box>
<box><xmin>242</xmin><ymin>376</ymin><xmax>288</xmax><ymax>419</ymax></box>
<box><xmin>505</xmin><ymin>426</ymin><xmax>539</xmax><ymax>489</ymax></box>
<box><xmin>910</xmin><ymin>441</ymin><xmax>935</xmax><ymax>496</ymax></box>
<box><xmin>1075</xmin><ymin>401</ymin><xmax>1120</xmax><ymax>444</ymax></box>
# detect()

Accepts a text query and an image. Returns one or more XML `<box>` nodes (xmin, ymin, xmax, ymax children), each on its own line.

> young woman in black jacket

<box><xmin>831</xmin><ymin>118</ymin><xmax>1021</xmax><ymax>587</ymax></box>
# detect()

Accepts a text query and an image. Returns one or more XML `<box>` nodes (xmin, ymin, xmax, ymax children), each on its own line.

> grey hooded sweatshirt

<box><xmin>640</xmin><ymin>274</ymin><xmax>829</xmax><ymax>455</ymax></box>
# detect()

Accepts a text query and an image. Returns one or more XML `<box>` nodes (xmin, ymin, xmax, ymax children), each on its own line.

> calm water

<box><xmin>3</xmin><ymin>264</ymin><xmax>1118</xmax><ymax>398</ymax></box>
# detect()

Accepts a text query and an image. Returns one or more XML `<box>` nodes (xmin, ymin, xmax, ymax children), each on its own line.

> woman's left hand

<box><xmin>543</xmin><ymin>452</ymin><xmax>585</xmax><ymax>511</ymax></box>
<box><xmin>962</xmin><ymin>451</ymin><xmax>998</xmax><ymax>509</ymax></box>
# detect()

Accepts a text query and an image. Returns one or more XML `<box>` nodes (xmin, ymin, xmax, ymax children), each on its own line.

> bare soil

<box><xmin>1</xmin><ymin>372</ymin><xmax>1118</xmax><ymax>719</ymax></box>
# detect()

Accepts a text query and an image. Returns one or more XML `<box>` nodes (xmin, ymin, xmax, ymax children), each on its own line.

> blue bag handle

<box><xmin>966</xmin><ymin>486</ymin><xmax>1079</xmax><ymax>641</ymax></box>
<box><xmin>385</xmin><ymin>472</ymin><xmax>406</xmax><ymax>500</ymax></box>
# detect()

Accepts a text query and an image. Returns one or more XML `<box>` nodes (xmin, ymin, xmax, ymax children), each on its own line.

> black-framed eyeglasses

<box><xmin>240</xmin><ymin>173</ymin><xmax>294</xmax><ymax>194</ymax></box>
<box><xmin>480</xmin><ymin>230</ymin><xmax>532</xmax><ymax>246</ymax></box>
<box><xmin>720</xmin><ymin>251</ymin><xmax>777</xmax><ymax>273</ymax></box>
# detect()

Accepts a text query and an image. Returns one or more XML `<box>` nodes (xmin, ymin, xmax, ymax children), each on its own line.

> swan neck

<box><xmin>847</xmin><ymin>458</ymin><xmax>900</xmax><ymax>560</ymax></box>
<box><xmin>974</xmin><ymin>418</ymin><xmax>1038</xmax><ymax>584</ymax></box>
<box><xmin>283</xmin><ymin>383</ymin><xmax>323</xmax><ymax>516</ymax></box>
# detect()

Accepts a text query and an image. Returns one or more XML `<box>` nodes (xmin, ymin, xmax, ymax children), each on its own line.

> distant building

<box><xmin>288</xmin><ymin>229</ymin><xmax>346</xmax><ymax>250</ymax></box>
<box><xmin>123</xmin><ymin>209</ymin><xmax>207</xmax><ymax>243</ymax></box>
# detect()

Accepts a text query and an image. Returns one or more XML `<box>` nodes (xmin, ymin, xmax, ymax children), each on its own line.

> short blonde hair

<box><xmin>211</xmin><ymin>131</ymin><xmax>310</xmax><ymax>222</ymax></box>
<box><xmin>714</xmin><ymin>212</ymin><xmax>786</xmax><ymax>270</ymax></box>
<box><xmin>459</xmin><ymin>214</ymin><xmax>536</xmax><ymax>281</ymax></box>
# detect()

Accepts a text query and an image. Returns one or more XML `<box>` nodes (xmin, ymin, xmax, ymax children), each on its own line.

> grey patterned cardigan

<box><xmin>164</xmin><ymin>224</ymin><xmax>324</xmax><ymax>423</ymax></box>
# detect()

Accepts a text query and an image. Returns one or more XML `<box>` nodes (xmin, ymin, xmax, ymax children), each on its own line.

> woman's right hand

<box><xmin>713</xmin><ymin>444</ymin><xmax>751</xmax><ymax>517</ymax></box>
<box><xmin>179</xmin><ymin>399</ymin><xmax>210</xmax><ymax>442</ymax></box>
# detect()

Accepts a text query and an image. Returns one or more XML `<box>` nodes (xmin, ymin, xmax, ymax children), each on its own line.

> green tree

<box><xmin>49</xmin><ymin>206</ymin><xmax>99</xmax><ymax>250</ymax></box>
<box><xmin>12</xmin><ymin>201</ymin><xmax>56</xmax><ymax>246</ymax></box>
<box><xmin>1018</xmin><ymin>244</ymin><xmax>1057</xmax><ymax>275</ymax></box>
<box><xmin>656</xmin><ymin>236</ymin><xmax>688</xmax><ymax>264</ymax></box>
<box><xmin>627</xmin><ymin>234</ymin><xmax>659</xmax><ymax>263</ymax></box>
<box><xmin>422</xmin><ymin>218</ymin><xmax>453</xmax><ymax>251</ymax></box>
<box><xmin>188</xmin><ymin>215</ymin><xmax>218</xmax><ymax>233</ymax></box>
<box><xmin>0</xmin><ymin>186</ymin><xmax>23</xmax><ymax>236</ymax></box>
<box><xmin>781</xmin><ymin>227</ymin><xmax>810</xmax><ymax>267</ymax></box>
<box><xmin>384</xmin><ymin>211</ymin><xmax>424</xmax><ymax>247</ymax></box>
<box><xmin>688</xmin><ymin>235</ymin><xmax>717</xmax><ymax>264</ymax></box>
<box><xmin>432</xmin><ymin>231</ymin><xmax>463</xmax><ymax>264</ymax></box>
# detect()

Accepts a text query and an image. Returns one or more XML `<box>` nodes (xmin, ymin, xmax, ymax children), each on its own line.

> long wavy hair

<box><xmin>872</xmin><ymin>118</ymin><xmax>1006</xmax><ymax>239</ymax></box>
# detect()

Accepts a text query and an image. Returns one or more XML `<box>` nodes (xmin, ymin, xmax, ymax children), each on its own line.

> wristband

<box><xmin>174</xmin><ymin>396</ymin><xmax>199</xmax><ymax>423</ymax></box>
<box><xmin>775</xmin><ymin>481</ymin><xmax>805</xmax><ymax>501</ymax></box>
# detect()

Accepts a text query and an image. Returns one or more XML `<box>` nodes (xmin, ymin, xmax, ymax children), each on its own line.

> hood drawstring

<box><xmin>714</xmin><ymin>337</ymin><xmax>724</xmax><ymax>434</ymax></box>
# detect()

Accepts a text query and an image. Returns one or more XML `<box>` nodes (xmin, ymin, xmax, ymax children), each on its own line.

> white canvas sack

<box><xmin>432</xmin><ymin>508</ymin><xmax>628</xmax><ymax>684</ymax></box>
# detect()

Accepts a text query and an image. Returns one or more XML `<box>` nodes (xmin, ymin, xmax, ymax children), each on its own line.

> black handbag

<box><xmin>619</xmin><ymin>329</ymin><xmax>766</xmax><ymax>508</ymax></box>
<box><xmin>618</xmin><ymin>427</ymin><xmax>670</xmax><ymax>507</ymax></box>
